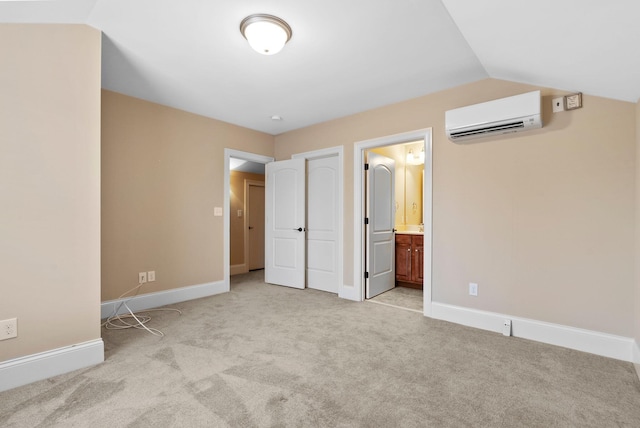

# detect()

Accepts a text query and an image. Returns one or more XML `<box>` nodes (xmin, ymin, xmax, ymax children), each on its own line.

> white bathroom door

<box><xmin>307</xmin><ymin>155</ymin><xmax>339</xmax><ymax>293</ymax></box>
<box><xmin>265</xmin><ymin>158</ymin><xmax>306</xmax><ymax>289</ymax></box>
<box><xmin>366</xmin><ymin>152</ymin><xmax>395</xmax><ymax>298</ymax></box>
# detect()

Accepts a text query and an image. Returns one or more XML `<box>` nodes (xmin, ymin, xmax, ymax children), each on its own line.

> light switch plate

<box><xmin>469</xmin><ymin>282</ymin><xmax>478</xmax><ymax>296</ymax></box>
<box><xmin>214</xmin><ymin>207</ymin><xmax>223</xmax><ymax>216</ymax></box>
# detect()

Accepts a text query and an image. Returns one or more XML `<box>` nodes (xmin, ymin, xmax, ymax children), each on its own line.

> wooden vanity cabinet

<box><xmin>395</xmin><ymin>234</ymin><xmax>423</xmax><ymax>288</ymax></box>
<box><xmin>395</xmin><ymin>235</ymin><xmax>412</xmax><ymax>282</ymax></box>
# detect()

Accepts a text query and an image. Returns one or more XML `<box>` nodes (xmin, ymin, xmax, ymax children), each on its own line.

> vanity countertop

<box><xmin>395</xmin><ymin>230</ymin><xmax>423</xmax><ymax>235</ymax></box>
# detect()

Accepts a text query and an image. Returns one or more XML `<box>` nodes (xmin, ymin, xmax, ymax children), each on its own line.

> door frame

<box><xmin>353</xmin><ymin>128</ymin><xmax>433</xmax><ymax>316</ymax></box>
<box><xmin>292</xmin><ymin>146</ymin><xmax>344</xmax><ymax>296</ymax></box>
<box><xmin>224</xmin><ymin>149</ymin><xmax>274</xmax><ymax>291</ymax></box>
<box><xmin>244</xmin><ymin>179</ymin><xmax>265</xmax><ymax>271</ymax></box>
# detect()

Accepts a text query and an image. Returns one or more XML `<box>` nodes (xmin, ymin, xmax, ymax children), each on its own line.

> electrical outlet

<box><xmin>0</xmin><ymin>318</ymin><xmax>17</xmax><ymax>340</ymax></box>
<box><xmin>469</xmin><ymin>282</ymin><xmax>478</xmax><ymax>296</ymax></box>
<box><xmin>139</xmin><ymin>272</ymin><xmax>147</xmax><ymax>284</ymax></box>
<box><xmin>503</xmin><ymin>319</ymin><xmax>512</xmax><ymax>337</ymax></box>
<box><xmin>148</xmin><ymin>270</ymin><xmax>156</xmax><ymax>282</ymax></box>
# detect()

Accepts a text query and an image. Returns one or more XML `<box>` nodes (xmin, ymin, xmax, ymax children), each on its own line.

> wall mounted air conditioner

<box><xmin>445</xmin><ymin>90</ymin><xmax>542</xmax><ymax>143</ymax></box>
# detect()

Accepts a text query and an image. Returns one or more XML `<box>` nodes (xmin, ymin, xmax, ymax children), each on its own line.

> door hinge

<box><xmin>364</xmin><ymin>272</ymin><xmax>369</xmax><ymax>279</ymax></box>
<box><xmin>364</xmin><ymin>217</ymin><xmax>369</xmax><ymax>225</ymax></box>
<box><xmin>364</xmin><ymin>163</ymin><xmax>369</xmax><ymax>171</ymax></box>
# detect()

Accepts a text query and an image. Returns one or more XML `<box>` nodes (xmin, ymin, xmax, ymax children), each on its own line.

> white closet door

<box><xmin>265</xmin><ymin>158</ymin><xmax>306</xmax><ymax>289</ymax></box>
<box><xmin>307</xmin><ymin>155</ymin><xmax>339</xmax><ymax>293</ymax></box>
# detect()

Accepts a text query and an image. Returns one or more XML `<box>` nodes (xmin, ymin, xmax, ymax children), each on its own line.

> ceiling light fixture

<box><xmin>240</xmin><ymin>14</ymin><xmax>292</xmax><ymax>55</ymax></box>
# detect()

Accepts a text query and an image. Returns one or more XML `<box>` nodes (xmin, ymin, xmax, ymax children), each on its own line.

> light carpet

<box><xmin>1</xmin><ymin>270</ymin><xmax>640</xmax><ymax>427</ymax></box>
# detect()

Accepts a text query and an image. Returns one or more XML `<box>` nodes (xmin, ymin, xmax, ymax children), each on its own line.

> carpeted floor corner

<box><xmin>1</xmin><ymin>270</ymin><xmax>640</xmax><ymax>427</ymax></box>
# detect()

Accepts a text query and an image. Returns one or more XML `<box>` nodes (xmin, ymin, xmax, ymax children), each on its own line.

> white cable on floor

<box><xmin>101</xmin><ymin>282</ymin><xmax>182</xmax><ymax>337</ymax></box>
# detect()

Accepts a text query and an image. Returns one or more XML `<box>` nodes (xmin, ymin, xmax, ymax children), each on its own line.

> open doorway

<box><xmin>223</xmin><ymin>149</ymin><xmax>274</xmax><ymax>291</ymax></box>
<box><xmin>365</xmin><ymin>140</ymin><xmax>425</xmax><ymax>309</ymax></box>
<box><xmin>229</xmin><ymin>157</ymin><xmax>266</xmax><ymax>276</ymax></box>
<box><xmin>353</xmin><ymin>129</ymin><xmax>433</xmax><ymax>316</ymax></box>
<box><xmin>224</xmin><ymin>147</ymin><xmax>344</xmax><ymax>295</ymax></box>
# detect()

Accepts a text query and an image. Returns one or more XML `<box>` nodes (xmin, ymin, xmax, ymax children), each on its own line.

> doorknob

<box><xmin>293</xmin><ymin>227</ymin><xmax>304</xmax><ymax>232</ymax></box>
<box><xmin>248</xmin><ymin>226</ymin><xmax>254</xmax><ymax>230</ymax></box>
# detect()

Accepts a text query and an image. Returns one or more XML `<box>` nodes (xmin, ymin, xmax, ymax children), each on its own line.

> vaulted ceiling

<box><xmin>2</xmin><ymin>0</ymin><xmax>639</xmax><ymax>135</ymax></box>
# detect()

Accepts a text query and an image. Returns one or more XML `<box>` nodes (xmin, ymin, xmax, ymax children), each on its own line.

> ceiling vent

<box><xmin>445</xmin><ymin>91</ymin><xmax>542</xmax><ymax>143</ymax></box>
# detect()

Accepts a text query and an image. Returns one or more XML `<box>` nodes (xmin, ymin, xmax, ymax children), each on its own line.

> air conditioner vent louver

<box><xmin>449</xmin><ymin>121</ymin><xmax>525</xmax><ymax>139</ymax></box>
<box><xmin>446</xmin><ymin>91</ymin><xmax>542</xmax><ymax>143</ymax></box>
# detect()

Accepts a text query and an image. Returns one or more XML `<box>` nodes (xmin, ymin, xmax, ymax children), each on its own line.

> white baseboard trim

<box><xmin>431</xmin><ymin>302</ymin><xmax>635</xmax><ymax>362</ymax></box>
<box><xmin>0</xmin><ymin>339</ymin><xmax>104</xmax><ymax>393</ymax></box>
<box><xmin>339</xmin><ymin>284</ymin><xmax>361</xmax><ymax>301</ymax></box>
<box><xmin>101</xmin><ymin>280</ymin><xmax>227</xmax><ymax>319</ymax></box>
<box><xmin>230</xmin><ymin>264</ymin><xmax>248</xmax><ymax>276</ymax></box>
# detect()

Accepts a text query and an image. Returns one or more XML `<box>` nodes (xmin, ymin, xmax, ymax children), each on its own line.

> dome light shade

<box><xmin>240</xmin><ymin>14</ymin><xmax>292</xmax><ymax>55</ymax></box>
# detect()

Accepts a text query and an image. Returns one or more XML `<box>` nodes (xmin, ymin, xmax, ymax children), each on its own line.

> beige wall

<box><xmin>636</xmin><ymin>98</ymin><xmax>640</xmax><ymax>374</ymax></box>
<box><xmin>276</xmin><ymin>78</ymin><xmax>636</xmax><ymax>337</ymax></box>
<box><xmin>0</xmin><ymin>24</ymin><xmax>102</xmax><ymax>361</ymax></box>
<box><xmin>230</xmin><ymin>171</ymin><xmax>265</xmax><ymax>267</ymax></box>
<box><xmin>2</xmin><ymin>24</ymin><xmax>634</xmax><ymax>372</ymax></box>
<box><xmin>101</xmin><ymin>91</ymin><xmax>273</xmax><ymax>301</ymax></box>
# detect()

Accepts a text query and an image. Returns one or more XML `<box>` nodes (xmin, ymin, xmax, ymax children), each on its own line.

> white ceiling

<box><xmin>2</xmin><ymin>0</ymin><xmax>639</xmax><ymax>135</ymax></box>
<box><xmin>230</xmin><ymin>158</ymin><xmax>265</xmax><ymax>175</ymax></box>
